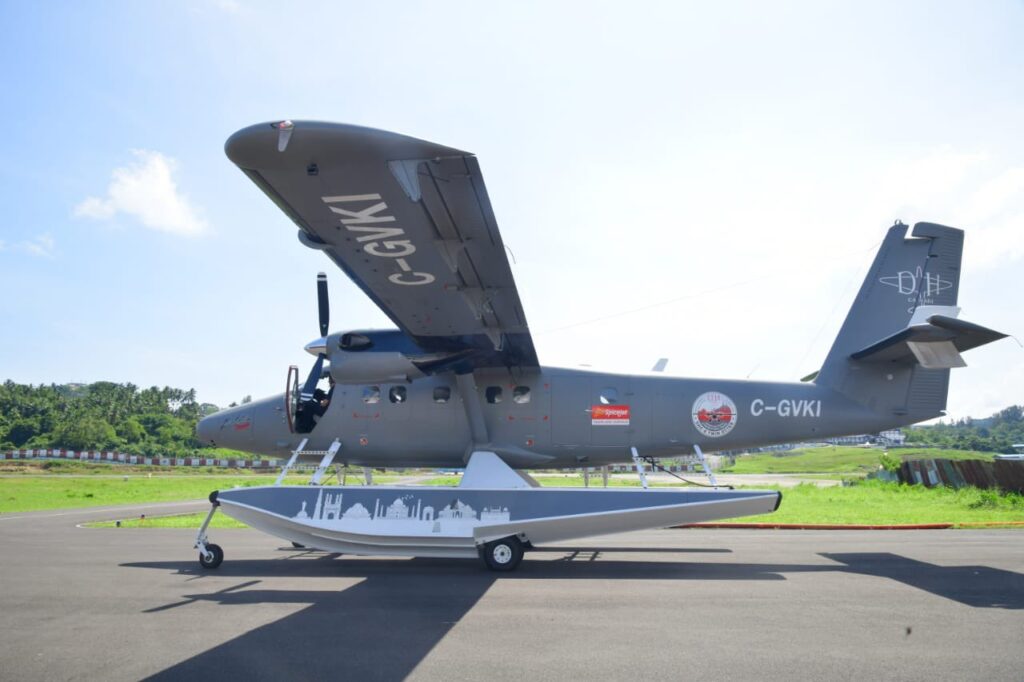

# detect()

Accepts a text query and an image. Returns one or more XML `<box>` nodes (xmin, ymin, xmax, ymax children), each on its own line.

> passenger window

<box><xmin>362</xmin><ymin>386</ymin><xmax>380</xmax><ymax>404</ymax></box>
<box><xmin>513</xmin><ymin>386</ymin><xmax>531</xmax><ymax>404</ymax></box>
<box><xmin>389</xmin><ymin>386</ymin><xmax>407</xmax><ymax>404</ymax></box>
<box><xmin>599</xmin><ymin>388</ymin><xmax>618</xmax><ymax>405</ymax></box>
<box><xmin>486</xmin><ymin>386</ymin><xmax>503</xmax><ymax>404</ymax></box>
<box><xmin>433</xmin><ymin>386</ymin><xmax>451</xmax><ymax>403</ymax></box>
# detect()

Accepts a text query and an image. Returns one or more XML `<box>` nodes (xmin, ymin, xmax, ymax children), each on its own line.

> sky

<box><xmin>0</xmin><ymin>0</ymin><xmax>1021</xmax><ymax>419</ymax></box>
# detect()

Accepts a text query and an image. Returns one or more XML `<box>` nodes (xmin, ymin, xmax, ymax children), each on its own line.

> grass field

<box><xmin>420</xmin><ymin>474</ymin><xmax>703</xmax><ymax>488</ymax></box>
<box><xmin>8</xmin><ymin>446</ymin><xmax>1023</xmax><ymax>528</ymax></box>
<box><xmin>736</xmin><ymin>480</ymin><xmax>1024</xmax><ymax>525</ymax></box>
<box><xmin>91</xmin><ymin>512</ymin><xmax>250</xmax><ymax>529</ymax></box>
<box><xmin>0</xmin><ymin>471</ymin><xmax>402</xmax><ymax>513</ymax></box>
<box><xmin>720</xmin><ymin>446</ymin><xmax>994</xmax><ymax>475</ymax></box>
<box><xmin>81</xmin><ymin>474</ymin><xmax>1024</xmax><ymax>529</ymax></box>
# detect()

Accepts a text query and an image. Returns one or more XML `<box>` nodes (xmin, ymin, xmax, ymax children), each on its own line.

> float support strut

<box><xmin>630</xmin><ymin>447</ymin><xmax>649</xmax><ymax>490</ymax></box>
<box><xmin>276</xmin><ymin>437</ymin><xmax>308</xmax><ymax>486</ymax></box>
<box><xmin>694</xmin><ymin>444</ymin><xmax>719</xmax><ymax>487</ymax></box>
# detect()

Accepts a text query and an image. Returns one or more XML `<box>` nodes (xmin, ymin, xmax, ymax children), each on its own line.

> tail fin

<box><xmin>816</xmin><ymin>222</ymin><xmax>1004</xmax><ymax>421</ymax></box>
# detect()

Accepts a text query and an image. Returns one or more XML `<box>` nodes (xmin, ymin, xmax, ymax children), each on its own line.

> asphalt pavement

<box><xmin>0</xmin><ymin>501</ymin><xmax>1021</xmax><ymax>681</ymax></box>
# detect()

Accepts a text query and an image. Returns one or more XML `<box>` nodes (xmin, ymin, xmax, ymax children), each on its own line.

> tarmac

<box><xmin>0</xmin><ymin>500</ymin><xmax>1021</xmax><ymax>681</ymax></box>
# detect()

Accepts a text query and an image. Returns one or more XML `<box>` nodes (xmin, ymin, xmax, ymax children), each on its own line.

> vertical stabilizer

<box><xmin>816</xmin><ymin>222</ymin><xmax>963</xmax><ymax>420</ymax></box>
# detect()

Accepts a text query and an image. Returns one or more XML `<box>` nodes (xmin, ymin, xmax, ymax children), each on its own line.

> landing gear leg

<box><xmin>194</xmin><ymin>498</ymin><xmax>224</xmax><ymax>569</ymax></box>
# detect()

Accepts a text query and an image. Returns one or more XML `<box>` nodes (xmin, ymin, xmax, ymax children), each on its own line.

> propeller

<box><xmin>300</xmin><ymin>272</ymin><xmax>330</xmax><ymax>402</ymax></box>
<box><xmin>317</xmin><ymin>271</ymin><xmax>329</xmax><ymax>337</ymax></box>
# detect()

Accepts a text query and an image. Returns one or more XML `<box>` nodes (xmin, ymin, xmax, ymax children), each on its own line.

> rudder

<box><xmin>816</xmin><ymin>221</ymin><xmax>964</xmax><ymax>421</ymax></box>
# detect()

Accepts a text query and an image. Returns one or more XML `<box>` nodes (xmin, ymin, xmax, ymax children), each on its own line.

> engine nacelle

<box><xmin>327</xmin><ymin>350</ymin><xmax>425</xmax><ymax>384</ymax></box>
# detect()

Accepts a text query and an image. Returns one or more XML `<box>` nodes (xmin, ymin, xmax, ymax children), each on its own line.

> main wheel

<box><xmin>482</xmin><ymin>536</ymin><xmax>524</xmax><ymax>572</ymax></box>
<box><xmin>199</xmin><ymin>543</ymin><xmax>224</xmax><ymax>569</ymax></box>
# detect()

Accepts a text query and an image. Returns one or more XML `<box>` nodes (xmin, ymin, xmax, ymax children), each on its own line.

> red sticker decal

<box><xmin>591</xmin><ymin>405</ymin><xmax>630</xmax><ymax>426</ymax></box>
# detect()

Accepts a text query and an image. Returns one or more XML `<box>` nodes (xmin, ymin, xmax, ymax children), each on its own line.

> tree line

<box><xmin>0</xmin><ymin>381</ymin><xmax>223</xmax><ymax>457</ymax></box>
<box><xmin>904</xmin><ymin>405</ymin><xmax>1024</xmax><ymax>453</ymax></box>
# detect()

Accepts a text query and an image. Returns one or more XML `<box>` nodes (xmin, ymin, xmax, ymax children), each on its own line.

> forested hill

<box><xmin>0</xmin><ymin>381</ymin><xmax>225</xmax><ymax>456</ymax></box>
<box><xmin>905</xmin><ymin>405</ymin><xmax>1024</xmax><ymax>453</ymax></box>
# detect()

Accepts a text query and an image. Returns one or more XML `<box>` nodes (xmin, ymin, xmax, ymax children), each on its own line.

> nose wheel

<box><xmin>199</xmin><ymin>543</ymin><xmax>224</xmax><ymax>569</ymax></box>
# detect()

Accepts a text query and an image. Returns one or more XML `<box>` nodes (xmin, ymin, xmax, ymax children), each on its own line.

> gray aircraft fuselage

<box><xmin>198</xmin><ymin>122</ymin><xmax>1004</xmax><ymax>472</ymax></box>
<box><xmin>198</xmin><ymin>366</ymin><xmax>906</xmax><ymax>468</ymax></box>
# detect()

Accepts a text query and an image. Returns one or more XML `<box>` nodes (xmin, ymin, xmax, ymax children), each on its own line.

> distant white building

<box><xmin>826</xmin><ymin>434</ymin><xmax>872</xmax><ymax>445</ymax></box>
<box><xmin>878</xmin><ymin>429</ymin><xmax>906</xmax><ymax>446</ymax></box>
<box><xmin>823</xmin><ymin>429</ymin><xmax>905</xmax><ymax>447</ymax></box>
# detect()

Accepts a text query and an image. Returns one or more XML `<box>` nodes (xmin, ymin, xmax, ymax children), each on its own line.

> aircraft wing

<box><xmin>226</xmin><ymin>121</ymin><xmax>538</xmax><ymax>369</ymax></box>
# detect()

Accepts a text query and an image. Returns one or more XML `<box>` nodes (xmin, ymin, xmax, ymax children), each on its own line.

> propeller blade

<box><xmin>317</xmin><ymin>272</ymin><xmax>329</xmax><ymax>337</ymax></box>
<box><xmin>299</xmin><ymin>354</ymin><xmax>325</xmax><ymax>401</ymax></box>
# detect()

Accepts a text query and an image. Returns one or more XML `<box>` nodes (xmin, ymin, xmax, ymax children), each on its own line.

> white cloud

<box><xmin>21</xmin><ymin>233</ymin><xmax>55</xmax><ymax>257</ymax></box>
<box><xmin>968</xmin><ymin>167</ymin><xmax>1024</xmax><ymax>221</ymax></box>
<box><xmin>0</xmin><ymin>233</ymin><xmax>55</xmax><ymax>258</ymax></box>
<box><xmin>876</xmin><ymin>147</ymin><xmax>989</xmax><ymax>210</ymax></box>
<box><xmin>849</xmin><ymin>147</ymin><xmax>1024</xmax><ymax>272</ymax></box>
<box><xmin>74</xmin><ymin>150</ymin><xmax>206</xmax><ymax>236</ymax></box>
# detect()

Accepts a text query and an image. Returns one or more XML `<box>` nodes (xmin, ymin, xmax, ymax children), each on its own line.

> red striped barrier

<box><xmin>3</xmin><ymin>449</ymin><xmax>281</xmax><ymax>469</ymax></box>
<box><xmin>678</xmin><ymin>522</ymin><xmax>954</xmax><ymax>530</ymax></box>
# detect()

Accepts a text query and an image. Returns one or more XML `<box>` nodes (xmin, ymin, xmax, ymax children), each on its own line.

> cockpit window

<box><xmin>362</xmin><ymin>386</ymin><xmax>381</xmax><ymax>404</ymax></box>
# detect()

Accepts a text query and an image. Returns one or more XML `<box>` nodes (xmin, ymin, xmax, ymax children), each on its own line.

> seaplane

<box><xmin>194</xmin><ymin>120</ymin><xmax>1006</xmax><ymax>571</ymax></box>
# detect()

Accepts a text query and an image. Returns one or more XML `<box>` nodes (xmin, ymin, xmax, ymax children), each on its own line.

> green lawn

<box><xmin>0</xmin><ymin>472</ymin><xmax>402</xmax><ymax>513</ymax></box>
<box><xmin>0</xmin><ymin>475</ymin><xmax>286</xmax><ymax>513</ymax></box>
<box><xmin>721</xmin><ymin>446</ymin><xmax>994</xmax><ymax>475</ymax></box>
<box><xmin>732</xmin><ymin>480</ymin><xmax>1024</xmax><ymax>525</ymax></box>
<box><xmin>9</xmin><ymin>449</ymin><xmax>1023</xmax><ymax>528</ymax></box>
<box><xmin>84</xmin><ymin>477</ymin><xmax>1024</xmax><ymax>529</ymax></box>
<box><xmin>91</xmin><ymin>512</ymin><xmax>249</xmax><ymax>529</ymax></box>
<box><xmin>421</xmin><ymin>474</ymin><xmax>696</xmax><ymax>488</ymax></box>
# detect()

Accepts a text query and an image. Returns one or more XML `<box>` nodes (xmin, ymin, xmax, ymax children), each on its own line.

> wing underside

<box><xmin>226</xmin><ymin>121</ymin><xmax>538</xmax><ymax>369</ymax></box>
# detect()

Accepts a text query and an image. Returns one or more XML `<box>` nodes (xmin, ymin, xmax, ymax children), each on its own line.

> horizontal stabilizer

<box><xmin>850</xmin><ymin>313</ymin><xmax>1006</xmax><ymax>369</ymax></box>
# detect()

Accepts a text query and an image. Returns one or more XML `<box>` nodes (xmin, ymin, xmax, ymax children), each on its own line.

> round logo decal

<box><xmin>691</xmin><ymin>392</ymin><xmax>737</xmax><ymax>438</ymax></box>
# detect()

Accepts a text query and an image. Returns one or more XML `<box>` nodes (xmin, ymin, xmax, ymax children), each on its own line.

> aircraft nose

<box><xmin>196</xmin><ymin>413</ymin><xmax>216</xmax><ymax>445</ymax></box>
<box><xmin>195</xmin><ymin>408</ymin><xmax>254</xmax><ymax>447</ymax></box>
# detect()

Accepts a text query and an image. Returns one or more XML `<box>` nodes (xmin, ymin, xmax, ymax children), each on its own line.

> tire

<box><xmin>199</xmin><ymin>543</ymin><xmax>224</xmax><ymax>569</ymax></box>
<box><xmin>482</xmin><ymin>536</ymin><xmax>524</xmax><ymax>572</ymax></box>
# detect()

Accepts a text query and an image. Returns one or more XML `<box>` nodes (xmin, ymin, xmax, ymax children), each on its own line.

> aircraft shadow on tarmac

<box><xmin>125</xmin><ymin>548</ymin><xmax>1023</xmax><ymax>681</ymax></box>
<box><xmin>821</xmin><ymin>553</ymin><xmax>1024</xmax><ymax>610</ymax></box>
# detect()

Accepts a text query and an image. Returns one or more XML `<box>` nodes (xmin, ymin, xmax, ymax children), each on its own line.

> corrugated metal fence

<box><xmin>898</xmin><ymin>459</ymin><xmax>1024</xmax><ymax>493</ymax></box>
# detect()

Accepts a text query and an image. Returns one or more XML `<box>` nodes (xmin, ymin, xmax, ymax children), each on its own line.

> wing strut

<box><xmin>456</xmin><ymin>373</ymin><xmax>489</xmax><ymax>448</ymax></box>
